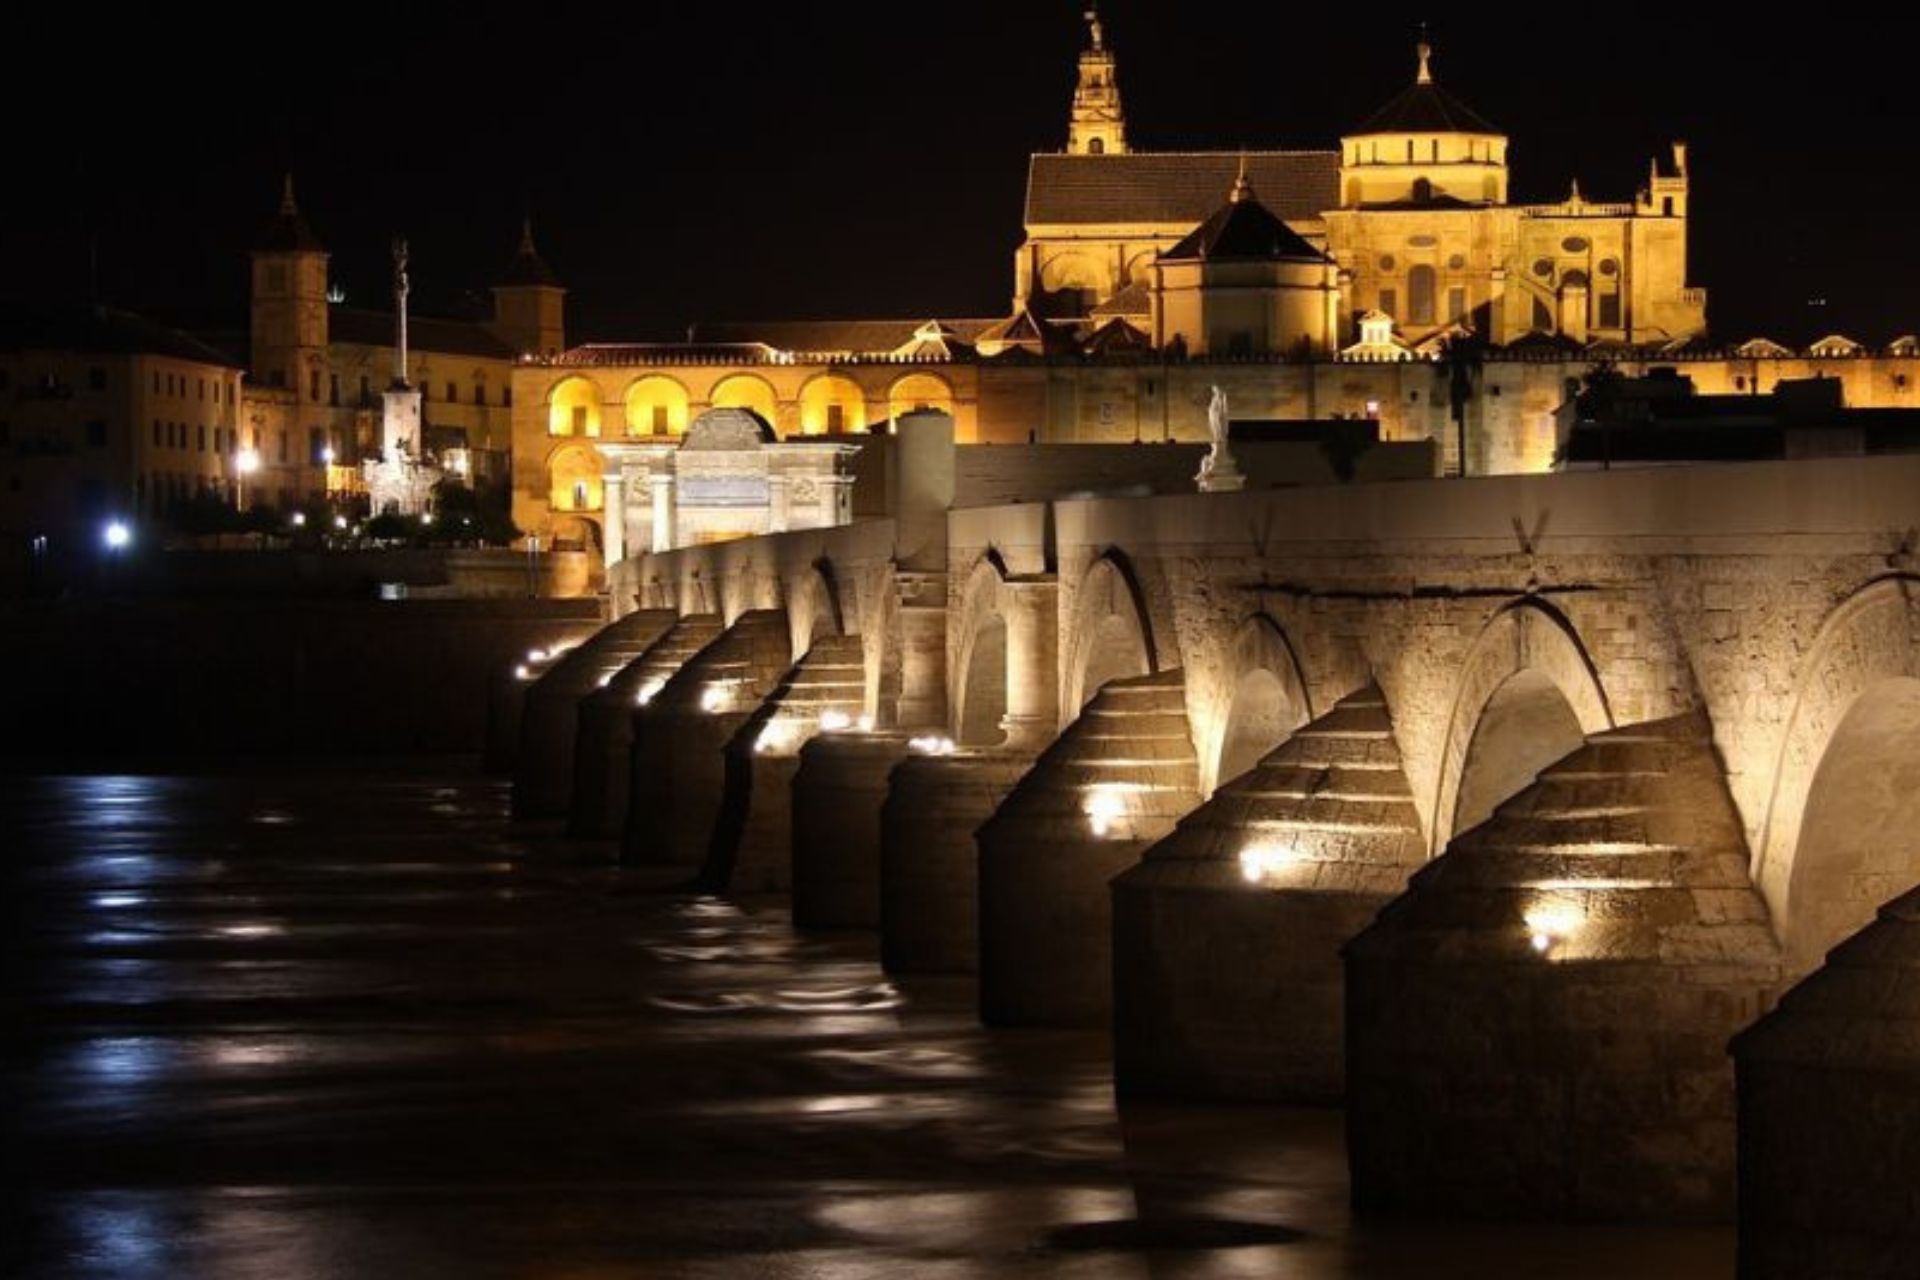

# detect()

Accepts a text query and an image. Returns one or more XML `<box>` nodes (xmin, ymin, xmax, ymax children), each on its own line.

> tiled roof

<box><xmin>0</xmin><ymin>302</ymin><xmax>245</xmax><ymax>368</ymax></box>
<box><xmin>1025</xmin><ymin>151</ymin><xmax>1340</xmax><ymax>226</ymax></box>
<box><xmin>328</xmin><ymin>308</ymin><xmax>517</xmax><ymax>361</ymax></box>
<box><xmin>687</xmin><ymin>318</ymin><xmax>1001</xmax><ymax>355</ymax></box>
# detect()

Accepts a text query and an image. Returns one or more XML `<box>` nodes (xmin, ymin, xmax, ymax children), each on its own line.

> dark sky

<box><xmin>7</xmin><ymin>8</ymin><xmax>1917</xmax><ymax>345</ymax></box>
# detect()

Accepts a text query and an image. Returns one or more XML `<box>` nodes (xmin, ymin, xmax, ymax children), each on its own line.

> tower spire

<box><xmin>1231</xmin><ymin>152</ymin><xmax>1254</xmax><ymax>204</ymax></box>
<box><xmin>280</xmin><ymin>172</ymin><xmax>299</xmax><ymax>216</ymax></box>
<box><xmin>1068</xmin><ymin>1</ymin><xmax>1127</xmax><ymax>155</ymax></box>
<box><xmin>518</xmin><ymin>213</ymin><xmax>537</xmax><ymax>257</ymax></box>
<box><xmin>1416</xmin><ymin>25</ymin><xmax>1434</xmax><ymax>85</ymax></box>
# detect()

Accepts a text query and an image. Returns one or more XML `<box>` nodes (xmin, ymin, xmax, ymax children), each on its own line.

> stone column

<box><xmin>648</xmin><ymin>473</ymin><xmax>674</xmax><ymax>553</ymax></box>
<box><xmin>602</xmin><ymin>470</ymin><xmax>626</xmax><ymax>567</ymax></box>
<box><xmin>999</xmin><ymin>577</ymin><xmax>1059</xmax><ymax>752</ymax></box>
<box><xmin>768</xmin><ymin>474</ymin><xmax>790</xmax><ymax>535</ymax></box>
<box><xmin>894</xmin><ymin>571</ymin><xmax>948</xmax><ymax>730</ymax></box>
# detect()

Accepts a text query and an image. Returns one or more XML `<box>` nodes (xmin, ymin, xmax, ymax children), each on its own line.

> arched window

<box><xmin>1088</xmin><ymin>137</ymin><xmax>1105</xmax><ymax>155</ymax></box>
<box><xmin>1408</xmin><ymin>265</ymin><xmax>1437</xmax><ymax>326</ymax></box>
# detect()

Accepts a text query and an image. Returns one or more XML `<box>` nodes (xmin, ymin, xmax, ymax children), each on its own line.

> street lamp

<box><xmin>102</xmin><ymin>520</ymin><xmax>132</xmax><ymax>552</ymax></box>
<box><xmin>235</xmin><ymin>448</ymin><xmax>262</xmax><ymax>511</ymax></box>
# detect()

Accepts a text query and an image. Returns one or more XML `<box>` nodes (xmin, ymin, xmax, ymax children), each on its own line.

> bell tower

<box><xmin>249</xmin><ymin>174</ymin><xmax>330</xmax><ymax>401</ymax></box>
<box><xmin>1067</xmin><ymin>5</ymin><xmax>1127</xmax><ymax>156</ymax></box>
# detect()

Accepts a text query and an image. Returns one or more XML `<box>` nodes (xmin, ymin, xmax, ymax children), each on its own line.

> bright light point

<box><xmin>700</xmin><ymin>685</ymin><xmax>728</xmax><ymax>714</ymax></box>
<box><xmin>1084</xmin><ymin>786</ymin><xmax>1129</xmax><ymax>839</ymax></box>
<box><xmin>1239</xmin><ymin>842</ymin><xmax>1299</xmax><ymax>885</ymax></box>
<box><xmin>527</xmin><ymin>649</ymin><xmax>547</xmax><ymax>664</ymax></box>
<box><xmin>421</xmin><ymin>513</ymin><xmax>435</xmax><ymax>526</ymax></box>
<box><xmin>514</xmin><ymin>665</ymin><xmax>531</xmax><ymax>681</ymax></box>
<box><xmin>636</xmin><ymin>681</ymin><xmax>664</xmax><ymax>707</ymax></box>
<box><xmin>856</xmin><ymin>715</ymin><xmax>875</xmax><ymax>733</ymax></box>
<box><xmin>909</xmin><ymin>735</ymin><xmax>957</xmax><ymax>757</ymax></box>
<box><xmin>1523</xmin><ymin>903</ymin><xmax>1583</xmax><ymax>957</ymax></box>
<box><xmin>754</xmin><ymin>726</ymin><xmax>781</xmax><ymax>755</ymax></box>
<box><xmin>333</xmin><ymin>515</ymin><xmax>348</xmax><ymax>530</ymax></box>
<box><xmin>103</xmin><ymin>521</ymin><xmax>132</xmax><ymax>551</ymax></box>
<box><xmin>218</xmin><ymin>924</ymin><xmax>283</xmax><ymax>941</ymax></box>
<box><xmin>819</xmin><ymin>710</ymin><xmax>854</xmax><ymax>733</ymax></box>
<box><xmin>321</xmin><ymin>446</ymin><xmax>337</xmax><ymax>464</ymax></box>
<box><xmin>236</xmin><ymin>448</ymin><xmax>261</xmax><ymax>476</ymax></box>
<box><xmin>291</xmin><ymin>512</ymin><xmax>307</xmax><ymax>527</ymax></box>
<box><xmin>93</xmin><ymin>893</ymin><xmax>145</xmax><ymax>910</ymax></box>
<box><xmin>597</xmin><ymin>674</ymin><xmax>614</xmax><ymax>689</ymax></box>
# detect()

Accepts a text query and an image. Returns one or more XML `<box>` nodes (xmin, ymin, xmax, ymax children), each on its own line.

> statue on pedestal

<box><xmin>1197</xmin><ymin>385</ymin><xmax>1247</xmax><ymax>493</ymax></box>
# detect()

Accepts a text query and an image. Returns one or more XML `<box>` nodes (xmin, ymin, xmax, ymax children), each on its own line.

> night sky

<box><xmin>7</xmin><ymin>9</ymin><xmax>1916</xmax><ymax>345</ymax></box>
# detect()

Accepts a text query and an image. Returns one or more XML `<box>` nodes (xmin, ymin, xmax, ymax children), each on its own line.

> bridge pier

<box><xmin>622</xmin><ymin>610</ymin><xmax>792</xmax><ymax>868</ymax></box>
<box><xmin>1345</xmin><ymin>713</ymin><xmax>1782</xmax><ymax>1222</ymax></box>
<box><xmin>977</xmin><ymin>668</ymin><xmax>1201</xmax><ymax>1028</ymax></box>
<box><xmin>1734</xmin><ymin>887</ymin><xmax>1920</xmax><ymax>1278</ymax></box>
<box><xmin>788</xmin><ymin>731</ymin><xmax>914</xmax><ymax>928</ymax></box>
<box><xmin>1112</xmin><ymin>684</ymin><xmax>1424</xmax><ymax>1103</ymax></box>
<box><xmin>513</xmin><ymin>610</ymin><xmax>674</xmax><ymax>820</ymax></box>
<box><xmin>567</xmin><ymin>614</ymin><xmax>722</xmax><ymax>839</ymax></box>
<box><xmin>879</xmin><ymin>749</ymin><xmax>1035</xmax><ymax>974</ymax></box>
<box><xmin>701</xmin><ymin>633</ymin><xmax>866</xmax><ymax>894</ymax></box>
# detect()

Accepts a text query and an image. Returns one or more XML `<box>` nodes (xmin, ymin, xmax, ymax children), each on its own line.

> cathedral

<box><xmin>223</xmin><ymin>12</ymin><xmax>1915</xmax><ymax>563</ymax></box>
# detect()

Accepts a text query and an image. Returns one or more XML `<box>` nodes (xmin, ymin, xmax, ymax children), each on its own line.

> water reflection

<box><xmin>6</xmin><ymin>769</ymin><xmax>1735</xmax><ymax>1279</ymax></box>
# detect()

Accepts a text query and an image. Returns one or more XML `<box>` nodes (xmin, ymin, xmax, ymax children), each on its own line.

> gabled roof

<box><xmin>975</xmin><ymin>307</ymin><xmax>1077</xmax><ymax>357</ymax></box>
<box><xmin>0</xmin><ymin>301</ymin><xmax>245</xmax><ymax>368</ymax></box>
<box><xmin>328</xmin><ymin>308</ymin><xmax>517</xmax><ymax>360</ymax></box>
<box><xmin>1161</xmin><ymin>183</ymin><xmax>1331</xmax><ymax>264</ymax></box>
<box><xmin>1091</xmin><ymin>280</ymin><xmax>1151</xmax><ymax>318</ymax></box>
<box><xmin>1025</xmin><ymin>151</ymin><xmax>1339</xmax><ymax>227</ymax></box>
<box><xmin>1081</xmin><ymin>316</ymin><xmax>1153</xmax><ymax>356</ymax></box>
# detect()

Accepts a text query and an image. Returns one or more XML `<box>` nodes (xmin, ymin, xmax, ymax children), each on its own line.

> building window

<box><xmin>1448</xmin><ymin>286</ymin><xmax>1467</xmax><ymax>322</ymax></box>
<box><xmin>827</xmin><ymin>403</ymin><xmax>846</xmax><ymax>433</ymax></box>
<box><xmin>152</xmin><ymin>420</ymin><xmax>161</xmax><ymax>448</ymax></box>
<box><xmin>198</xmin><ymin>377</ymin><xmax>207</xmax><ymax>400</ymax></box>
<box><xmin>1088</xmin><ymin>137</ymin><xmax>1105</xmax><ymax>155</ymax></box>
<box><xmin>1378</xmin><ymin>289</ymin><xmax>1398</xmax><ymax>320</ymax></box>
<box><xmin>359</xmin><ymin>375</ymin><xmax>370</xmax><ymax>405</ymax></box>
<box><xmin>329</xmin><ymin>374</ymin><xmax>339</xmax><ymax>407</ymax></box>
<box><xmin>571</xmin><ymin>406</ymin><xmax>588</xmax><ymax>434</ymax></box>
<box><xmin>152</xmin><ymin>371</ymin><xmax>160</xmax><ymax>394</ymax></box>
<box><xmin>309</xmin><ymin>428</ymin><xmax>326</xmax><ymax>463</ymax></box>
<box><xmin>446</xmin><ymin>381</ymin><xmax>457</xmax><ymax>403</ymax></box>
<box><xmin>198</xmin><ymin>424</ymin><xmax>207</xmax><ymax>452</ymax></box>
<box><xmin>1408</xmin><ymin>266</ymin><xmax>1437</xmax><ymax>326</ymax></box>
<box><xmin>652</xmin><ymin>405</ymin><xmax>669</xmax><ymax>434</ymax></box>
<box><xmin>1598</xmin><ymin>293</ymin><xmax>1622</xmax><ymax>329</ymax></box>
<box><xmin>279</xmin><ymin>430</ymin><xmax>290</xmax><ymax>464</ymax></box>
<box><xmin>309</xmin><ymin>369</ymin><xmax>321</xmax><ymax>402</ymax></box>
<box><xmin>503</xmin><ymin>386</ymin><xmax>512</xmax><ymax>407</ymax></box>
<box><xmin>473</xmin><ymin>384</ymin><xmax>486</xmax><ymax>408</ymax></box>
<box><xmin>572</xmin><ymin>480</ymin><xmax>589</xmax><ymax>510</ymax></box>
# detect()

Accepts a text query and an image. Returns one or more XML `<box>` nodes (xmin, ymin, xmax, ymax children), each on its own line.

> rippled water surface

<box><xmin>2</xmin><ymin>767</ymin><xmax>1734</xmax><ymax>1278</ymax></box>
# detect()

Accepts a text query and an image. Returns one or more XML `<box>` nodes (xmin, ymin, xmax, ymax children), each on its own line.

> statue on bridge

<box><xmin>1197</xmin><ymin>385</ymin><xmax>1247</xmax><ymax>494</ymax></box>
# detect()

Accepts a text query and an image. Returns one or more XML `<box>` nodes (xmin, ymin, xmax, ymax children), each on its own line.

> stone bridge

<box><xmin>502</xmin><ymin>438</ymin><xmax>1920</xmax><ymax>1273</ymax></box>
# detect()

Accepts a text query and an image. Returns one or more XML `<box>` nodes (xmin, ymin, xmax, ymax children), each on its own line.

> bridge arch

<box><xmin>1062</xmin><ymin>552</ymin><xmax>1156</xmax><ymax>716</ymax></box>
<box><xmin>1208</xmin><ymin>614</ymin><xmax>1314</xmax><ymax>794</ymax></box>
<box><xmin>787</xmin><ymin>560</ymin><xmax>847</xmax><ymax>658</ymax></box>
<box><xmin>953</xmin><ymin>555</ymin><xmax>1013</xmax><ymax>748</ymax></box>
<box><xmin>1430</xmin><ymin>599</ymin><xmax>1614</xmax><ymax>853</ymax></box>
<box><xmin>1756</xmin><ymin>576</ymin><xmax>1920</xmax><ymax>971</ymax></box>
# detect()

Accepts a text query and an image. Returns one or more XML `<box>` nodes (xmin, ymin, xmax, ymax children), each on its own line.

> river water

<box><xmin>3</xmin><ymin>767</ymin><xmax>1734</xmax><ymax>1278</ymax></box>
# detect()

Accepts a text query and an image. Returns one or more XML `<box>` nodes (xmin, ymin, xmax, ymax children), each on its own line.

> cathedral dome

<box><xmin>1349</xmin><ymin>41</ymin><xmax>1500</xmax><ymax>138</ymax></box>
